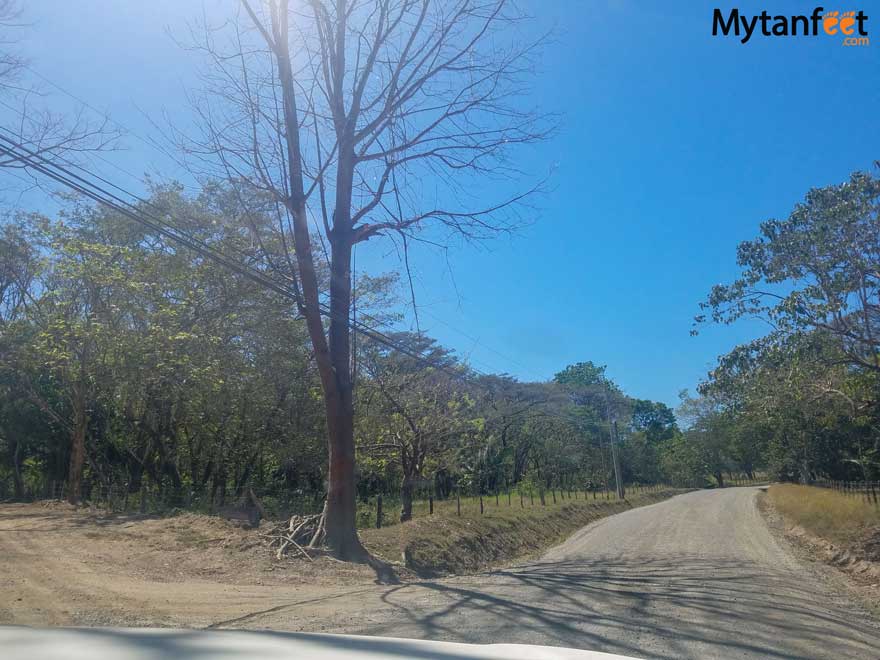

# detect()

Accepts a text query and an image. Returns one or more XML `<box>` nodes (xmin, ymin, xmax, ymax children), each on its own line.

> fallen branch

<box><xmin>277</xmin><ymin>534</ymin><xmax>313</xmax><ymax>562</ymax></box>
<box><xmin>262</xmin><ymin>511</ymin><xmax>325</xmax><ymax>559</ymax></box>
<box><xmin>308</xmin><ymin>508</ymin><xmax>326</xmax><ymax>549</ymax></box>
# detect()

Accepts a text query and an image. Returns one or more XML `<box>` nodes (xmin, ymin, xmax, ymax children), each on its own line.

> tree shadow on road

<box><xmin>364</xmin><ymin>556</ymin><xmax>880</xmax><ymax>660</ymax></box>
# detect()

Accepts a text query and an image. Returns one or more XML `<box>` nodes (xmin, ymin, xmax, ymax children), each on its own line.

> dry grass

<box><xmin>768</xmin><ymin>484</ymin><xmax>880</xmax><ymax>547</ymax></box>
<box><xmin>362</xmin><ymin>488</ymin><xmax>684</xmax><ymax>576</ymax></box>
<box><xmin>29</xmin><ymin>489</ymin><xmax>686</xmax><ymax>582</ymax></box>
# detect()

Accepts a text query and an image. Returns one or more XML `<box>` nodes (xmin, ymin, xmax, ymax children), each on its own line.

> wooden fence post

<box><xmin>376</xmin><ymin>494</ymin><xmax>383</xmax><ymax>529</ymax></box>
<box><xmin>456</xmin><ymin>489</ymin><xmax>461</xmax><ymax>516</ymax></box>
<box><xmin>429</xmin><ymin>495</ymin><xmax>434</xmax><ymax>515</ymax></box>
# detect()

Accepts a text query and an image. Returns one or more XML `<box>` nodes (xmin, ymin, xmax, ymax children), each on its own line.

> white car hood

<box><xmin>0</xmin><ymin>626</ymin><xmax>643</xmax><ymax>659</ymax></box>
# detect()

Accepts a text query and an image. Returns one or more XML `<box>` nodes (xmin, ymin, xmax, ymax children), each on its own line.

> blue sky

<box><xmin>14</xmin><ymin>1</ymin><xmax>880</xmax><ymax>407</ymax></box>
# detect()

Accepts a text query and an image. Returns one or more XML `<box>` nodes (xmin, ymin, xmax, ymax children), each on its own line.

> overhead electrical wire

<box><xmin>0</xmin><ymin>64</ymin><xmax>626</xmax><ymax>470</ymax></box>
<box><xmin>0</xmin><ymin>130</ymin><xmax>479</xmax><ymax>382</ymax></box>
<box><xmin>0</xmin><ymin>127</ymin><xmax>617</xmax><ymax>447</ymax></box>
<box><xmin>2</xmin><ymin>68</ymin><xmax>530</xmax><ymax>379</ymax></box>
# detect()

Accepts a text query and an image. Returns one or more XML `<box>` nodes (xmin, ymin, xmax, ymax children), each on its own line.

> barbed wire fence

<box><xmin>813</xmin><ymin>480</ymin><xmax>880</xmax><ymax>507</ymax></box>
<box><xmin>12</xmin><ymin>471</ymin><xmax>777</xmax><ymax>526</ymax></box>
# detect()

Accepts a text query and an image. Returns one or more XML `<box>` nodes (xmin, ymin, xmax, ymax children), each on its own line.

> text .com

<box><xmin>713</xmin><ymin>7</ymin><xmax>869</xmax><ymax>45</ymax></box>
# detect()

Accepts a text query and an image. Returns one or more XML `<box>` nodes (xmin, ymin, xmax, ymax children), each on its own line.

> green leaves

<box><xmin>695</xmin><ymin>168</ymin><xmax>880</xmax><ymax>483</ymax></box>
<box><xmin>699</xmin><ymin>170</ymin><xmax>880</xmax><ymax>372</ymax></box>
<box><xmin>1</xmin><ymin>183</ymin><xmax>329</xmax><ymax>499</ymax></box>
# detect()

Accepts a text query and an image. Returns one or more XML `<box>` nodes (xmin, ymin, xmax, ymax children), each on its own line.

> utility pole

<box><xmin>603</xmin><ymin>384</ymin><xmax>625</xmax><ymax>500</ymax></box>
<box><xmin>610</xmin><ymin>419</ymin><xmax>625</xmax><ymax>500</ymax></box>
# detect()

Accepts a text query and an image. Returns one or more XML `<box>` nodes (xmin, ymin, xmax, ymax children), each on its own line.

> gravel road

<box><xmin>4</xmin><ymin>488</ymin><xmax>878</xmax><ymax>659</ymax></box>
<box><xmin>256</xmin><ymin>487</ymin><xmax>880</xmax><ymax>659</ymax></box>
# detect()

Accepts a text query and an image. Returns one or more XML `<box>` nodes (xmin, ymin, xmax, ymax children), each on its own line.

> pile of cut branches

<box><xmin>262</xmin><ymin>510</ymin><xmax>325</xmax><ymax>560</ymax></box>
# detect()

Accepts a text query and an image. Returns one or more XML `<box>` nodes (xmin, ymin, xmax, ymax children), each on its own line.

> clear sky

<box><xmin>13</xmin><ymin>0</ymin><xmax>880</xmax><ymax>407</ymax></box>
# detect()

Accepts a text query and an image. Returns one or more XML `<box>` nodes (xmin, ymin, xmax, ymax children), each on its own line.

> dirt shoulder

<box><xmin>0</xmin><ymin>501</ymin><xmax>381</xmax><ymax>628</ymax></box>
<box><xmin>758</xmin><ymin>487</ymin><xmax>880</xmax><ymax>618</ymax></box>
<box><xmin>0</xmin><ymin>490</ymin><xmax>683</xmax><ymax>629</ymax></box>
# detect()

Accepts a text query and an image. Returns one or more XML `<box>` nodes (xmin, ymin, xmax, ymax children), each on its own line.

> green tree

<box><xmin>358</xmin><ymin>333</ymin><xmax>475</xmax><ymax>522</ymax></box>
<box><xmin>698</xmin><ymin>170</ymin><xmax>880</xmax><ymax>372</ymax></box>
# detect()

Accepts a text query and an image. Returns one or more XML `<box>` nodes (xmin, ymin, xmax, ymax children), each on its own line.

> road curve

<box><xmin>266</xmin><ymin>487</ymin><xmax>880</xmax><ymax>660</ymax></box>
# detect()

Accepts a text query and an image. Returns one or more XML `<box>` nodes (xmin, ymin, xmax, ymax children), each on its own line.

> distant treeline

<box><xmin>0</xmin><ymin>185</ymin><xmax>737</xmax><ymax>514</ymax></box>
<box><xmin>3</xmin><ymin>169</ymin><xmax>878</xmax><ymax>512</ymax></box>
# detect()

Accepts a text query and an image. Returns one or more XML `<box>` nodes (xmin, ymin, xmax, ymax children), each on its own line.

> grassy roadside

<box><xmin>361</xmin><ymin>488</ymin><xmax>685</xmax><ymax>576</ymax></box>
<box><xmin>767</xmin><ymin>484</ymin><xmax>880</xmax><ymax>561</ymax></box>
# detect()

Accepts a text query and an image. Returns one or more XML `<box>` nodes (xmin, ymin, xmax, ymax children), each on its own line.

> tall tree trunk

<box><xmin>11</xmin><ymin>436</ymin><xmax>24</xmax><ymax>499</ymax></box>
<box><xmin>322</xmin><ymin>232</ymin><xmax>363</xmax><ymax>559</ymax></box>
<box><xmin>67</xmin><ymin>390</ymin><xmax>87</xmax><ymax>505</ymax></box>
<box><xmin>213</xmin><ymin>466</ymin><xmax>227</xmax><ymax>508</ymax></box>
<box><xmin>255</xmin><ymin>0</ymin><xmax>365</xmax><ymax>560</ymax></box>
<box><xmin>513</xmin><ymin>449</ymin><xmax>527</xmax><ymax>483</ymax></box>
<box><xmin>233</xmin><ymin>449</ymin><xmax>260</xmax><ymax>498</ymax></box>
<box><xmin>400</xmin><ymin>474</ymin><xmax>415</xmax><ymax>523</ymax></box>
<box><xmin>799</xmin><ymin>442</ymin><xmax>811</xmax><ymax>484</ymax></box>
<box><xmin>129</xmin><ymin>460</ymin><xmax>144</xmax><ymax>494</ymax></box>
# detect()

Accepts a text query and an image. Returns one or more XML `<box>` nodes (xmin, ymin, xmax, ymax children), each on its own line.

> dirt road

<box><xmin>2</xmin><ymin>488</ymin><xmax>879</xmax><ymax>659</ymax></box>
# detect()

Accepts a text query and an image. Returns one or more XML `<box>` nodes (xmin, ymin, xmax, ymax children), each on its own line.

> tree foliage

<box><xmin>695</xmin><ymin>169</ymin><xmax>880</xmax><ymax>484</ymax></box>
<box><xmin>0</xmin><ymin>188</ymin><xmax>689</xmax><ymax>506</ymax></box>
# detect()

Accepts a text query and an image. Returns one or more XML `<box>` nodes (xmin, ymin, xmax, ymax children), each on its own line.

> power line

<box><xmin>0</xmin><ymin>80</ymin><xmax>489</xmax><ymax>382</ymax></box>
<box><xmin>21</xmin><ymin>63</ymin><xmax>197</xmax><ymax>190</ymax></box>
<box><xmin>3</xmin><ymin>69</ymin><xmax>527</xmax><ymax>382</ymax></box>
<box><xmin>0</xmin><ymin>129</ymin><xmax>627</xmax><ymax>461</ymax></box>
<box><xmin>0</xmin><ymin>72</ymin><xmax>639</xmax><ymax>480</ymax></box>
<box><xmin>0</xmin><ymin>131</ymin><xmax>476</xmax><ymax>381</ymax></box>
<box><xmin>414</xmin><ymin>305</ymin><xmax>542</xmax><ymax>380</ymax></box>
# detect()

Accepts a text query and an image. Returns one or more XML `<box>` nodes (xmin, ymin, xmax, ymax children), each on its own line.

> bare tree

<box><xmin>0</xmin><ymin>0</ymin><xmax>118</xmax><ymax>190</ymax></box>
<box><xmin>0</xmin><ymin>1</ymin><xmax>25</xmax><ymax>89</ymax></box>
<box><xmin>177</xmin><ymin>0</ymin><xmax>550</xmax><ymax>559</ymax></box>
